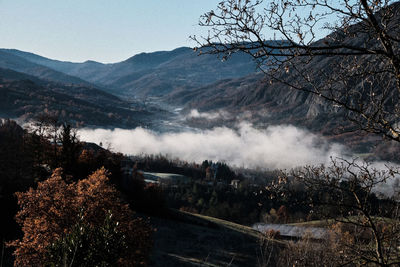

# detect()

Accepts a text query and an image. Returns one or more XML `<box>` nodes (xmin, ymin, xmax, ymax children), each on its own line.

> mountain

<box><xmin>2</xmin><ymin>0</ymin><xmax>398</xmax><ymax>158</ymax></box>
<box><xmin>166</xmin><ymin>4</ymin><xmax>400</xmax><ymax>155</ymax></box>
<box><xmin>1</xmin><ymin>46</ymin><xmax>265</xmax><ymax>97</ymax></box>
<box><xmin>0</xmin><ymin>50</ymin><xmax>96</xmax><ymax>86</ymax></box>
<box><xmin>181</xmin><ymin>3</ymin><xmax>400</xmax><ymax>117</ymax></box>
<box><xmin>98</xmin><ymin>47</ymin><xmax>261</xmax><ymax>97</ymax></box>
<box><xmin>167</xmin><ymin>60</ymin><xmax>384</xmax><ymax>153</ymax></box>
<box><xmin>0</xmin><ymin>68</ymin><xmax>152</xmax><ymax>128</ymax></box>
<box><xmin>1</xmin><ymin>40</ymin><xmax>293</xmax><ymax>100</ymax></box>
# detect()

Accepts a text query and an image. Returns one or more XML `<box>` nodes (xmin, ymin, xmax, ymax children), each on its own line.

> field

<box><xmin>149</xmin><ymin>210</ymin><xmax>279</xmax><ymax>266</ymax></box>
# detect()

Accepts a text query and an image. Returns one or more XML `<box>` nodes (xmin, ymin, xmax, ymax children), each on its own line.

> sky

<box><xmin>0</xmin><ymin>0</ymin><xmax>221</xmax><ymax>63</ymax></box>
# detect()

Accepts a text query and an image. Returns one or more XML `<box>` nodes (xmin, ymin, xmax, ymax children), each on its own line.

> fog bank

<box><xmin>78</xmin><ymin>123</ymin><xmax>345</xmax><ymax>169</ymax></box>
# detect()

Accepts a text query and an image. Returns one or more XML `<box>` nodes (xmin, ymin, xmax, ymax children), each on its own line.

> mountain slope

<box><xmin>0</xmin><ymin>50</ymin><xmax>95</xmax><ymax>86</ymax></box>
<box><xmin>0</xmin><ymin>68</ymin><xmax>151</xmax><ymax>128</ymax></box>
<box><xmin>0</xmin><ymin>49</ymin><xmax>109</xmax><ymax>84</ymax></box>
<box><xmin>176</xmin><ymin>4</ymin><xmax>399</xmax><ymax>118</ymax></box>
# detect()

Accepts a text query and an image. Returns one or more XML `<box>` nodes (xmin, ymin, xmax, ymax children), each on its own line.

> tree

<box><xmin>60</xmin><ymin>123</ymin><xmax>81</xmax><ymax>178</ymax></box>
<box><xmin>194</xmin><ymin>1</ymin><xmax>400</xmax><ymax>265</ymax></box>
<box><xmin>194</xmin><ymin>0</ymin><xmax>400</xmax><ymax>141</ymax></box>
<box><xmin>33</xmin><ymin>112</ymin><xmax>62</xmax><ymax>167</ymax></box>
<box><xmin>9</xmin><ymin>168</ymin><xmax>152</xmax><ymax>266</ymax></box>
<box><xmin>279</xmin><ymin>159</ymin><xmax>400</xmax><ymax>266</ymax></box>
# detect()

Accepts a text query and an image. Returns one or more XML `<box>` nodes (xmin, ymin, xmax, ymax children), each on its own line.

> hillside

<box><xmin>0</xmin><ymin>68</ymin><xmax>152</xmax><ymax>128</ymax></box>
<box><xmin>149</xmin><ymin>210</ymin><xmax>270</xmax><ymax>267</ymax></box>
<box><xmin>0</xmin><ymin>50</ymin><xmax>95</xmax><ymax>86</ymax></box>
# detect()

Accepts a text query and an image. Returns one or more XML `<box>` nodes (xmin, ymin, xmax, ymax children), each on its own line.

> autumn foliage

<box><xmin>9</xmin><ymin>167</ymin><xmax>152</xmax><ymax>266</ymax></box>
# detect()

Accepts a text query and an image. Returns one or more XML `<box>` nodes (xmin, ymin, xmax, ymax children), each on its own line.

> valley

<box><xmin>1</xmin><ymin>2</ymin><xmax>400</xmax><ymax>265</ymax></box>
<box><xmin>0</xmin><ymin>45</ymin><xmax>393</xmax><ymax>163</ymax></box>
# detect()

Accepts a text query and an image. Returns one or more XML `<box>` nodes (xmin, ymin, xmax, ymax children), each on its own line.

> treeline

<box><xmin>129</xmin><ymin>153</ymin><xmax>311</xmax><ymax>225</ymax></box>
<box><xmin>132</xmin><ymin>156</ymin><xmax>238</xmax><ymax>183</ymax></box>
<box><xmin>163</xmin><ymin>179</ymin><xmax>313</xmax><ymax>225</ymax></box>
<box><xmin>140</xmin><ymin>155</ymin><xmax>396</xmax><ymax>227</ymax></box>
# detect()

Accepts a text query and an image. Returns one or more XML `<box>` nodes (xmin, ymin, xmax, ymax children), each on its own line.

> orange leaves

<box><xmin>10</xmin><ymin>167</ymin><xmax>152</xmax><ymax>266</ymax></box>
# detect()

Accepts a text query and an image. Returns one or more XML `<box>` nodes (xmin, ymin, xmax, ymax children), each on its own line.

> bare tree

<box><xmin>263</xmin><ymin>159</ymin><xmax>400</xmax><ymax>266</ymax></box>
<box><xmin>286</xmin><ymin>159</ymin><xmax>400</xmax><ymax>266</ymax></box>
<box><xmin>194</xmin><ymin>2</ymin><xmax>400</xmax><ymax>265</ymax></box>
<box><xmin>193</xmin><ymin>0</ymin><xmax>400</xmax><ymax>141</ymax></box>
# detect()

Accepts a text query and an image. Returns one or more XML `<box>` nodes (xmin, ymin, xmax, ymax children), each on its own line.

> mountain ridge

<box><xmin>0</xmin><ymin>46</ymin><xmax>263</xmax><ymax>97</ymax></box>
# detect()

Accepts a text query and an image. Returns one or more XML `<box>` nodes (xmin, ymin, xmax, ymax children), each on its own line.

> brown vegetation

<box><xmin>9</xmin><ymin>167</ymin><xmax>152</xmax><ymax>266</ymax></box>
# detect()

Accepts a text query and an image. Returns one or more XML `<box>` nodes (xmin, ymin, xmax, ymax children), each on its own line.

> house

<box><xmin>230</xmin><ymin>179</ymin><xmax>241</xmax><ymax>189</ymax></box>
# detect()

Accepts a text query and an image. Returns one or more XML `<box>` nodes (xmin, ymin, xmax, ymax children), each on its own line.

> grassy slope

<box><xmin>149</xmin><ymin>210</ymin><xmax>277</xmax><ymax>267</ymax></box>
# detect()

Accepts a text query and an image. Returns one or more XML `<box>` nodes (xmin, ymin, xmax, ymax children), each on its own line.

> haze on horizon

<box><xmin>0</xmin><ymin>0</ymin><xmax>221</xmax><ymax>63</ymax></box>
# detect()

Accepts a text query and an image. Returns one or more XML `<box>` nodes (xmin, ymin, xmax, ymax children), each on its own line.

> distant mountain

<box><xmin>0</xmin><ymin>68</ymin><xmax>151</xmax><ymax>128</ymax></box>
<box><xmin>0</xmin><ymin>50</ymin><xmax>96</xmax><ymax>86</ymax></box>
<box><xmin>99</xmin><ymin>47</ymin><xmax>261</xmax><ymax>97</ymax></box>
<box><xmin>1</xmin><ymin>45</ymin><xmax>267</xmax><ymax>97</ymax></box>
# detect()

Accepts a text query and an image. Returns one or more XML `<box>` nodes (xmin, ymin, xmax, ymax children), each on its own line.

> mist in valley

<box><xmin>79</xmin><ymin>120</ymin><xmax>345</xmax><ymax>170</ymax></box>
<box><xmin>78</xmin><ymin>108</ymin><xmax>400</xmax><ymax>196</ymax></box>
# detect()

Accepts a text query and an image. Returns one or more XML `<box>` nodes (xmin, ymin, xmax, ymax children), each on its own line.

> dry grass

<box><xmin>148</xmin><ymin>210</ymin><xmax>281</xmax><ymax>266</ymax></box>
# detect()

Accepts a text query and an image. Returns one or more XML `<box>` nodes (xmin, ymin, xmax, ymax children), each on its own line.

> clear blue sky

<box><xmin>0</xmin><ymin>0</ymin><xmax>221</xmax><ymax>63</ymax></box>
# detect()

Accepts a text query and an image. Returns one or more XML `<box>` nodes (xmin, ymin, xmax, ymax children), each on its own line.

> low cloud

<box><xmin>78</xmin><ymin>123</ymin><xmax>400</xmax><ymax>196</ymax></box>
<box><xmin>185</xmin><ymin>109</ymin><xmax>231</xmax><ymax>120</ymax></box>
<box><xmin>78</xmin><ymin>123</ymin><xmax>345</xmax><ymax>170</ymax></box>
